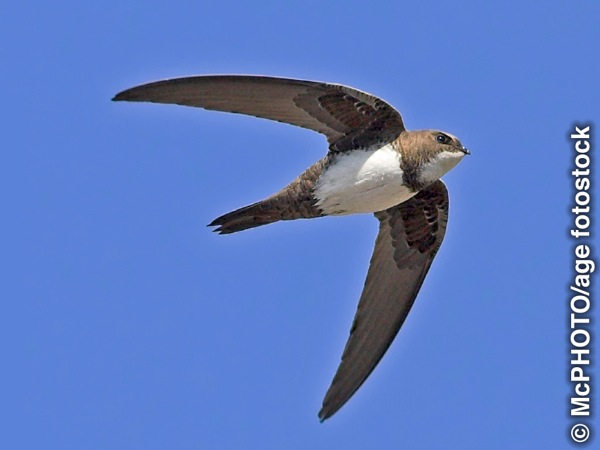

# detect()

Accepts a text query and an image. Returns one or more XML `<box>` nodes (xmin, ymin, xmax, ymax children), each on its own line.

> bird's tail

<box><xmin>209</xmin><ymin>198</ymin><xmax>289</xmax><ymax>234</ymax></box>
<box><xmin>209</xmin><ymin>158</ymin><xmax>328</xmax><ymax>234</ymax></box>
<box><xmin>209</xmin><ymin>195</ymin><xmax>325</xmax><ymax>234</ymax></box>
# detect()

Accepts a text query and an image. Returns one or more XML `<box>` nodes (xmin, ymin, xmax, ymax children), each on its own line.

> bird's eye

<box><xmin>436</xmin><ymin>134</ymin><xmax>449</xmax><ymax>144</ymax></box>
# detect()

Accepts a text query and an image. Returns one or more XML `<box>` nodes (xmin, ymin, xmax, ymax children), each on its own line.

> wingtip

<box><xmin>112</xmin><ymin>90</ymin><xmax>130</xmax><ymax>102</ymax></box>
<box><xmin>318</xmin><ymin>405</ymin><xmax>334</xmax><ymax>422</ymax></box>
<box><xmin>113</xmin><ymin>86</ymin><xmax>146</xmax><ymax>102</ymax></box>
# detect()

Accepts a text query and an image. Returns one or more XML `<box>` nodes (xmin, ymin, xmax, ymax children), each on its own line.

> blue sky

<box><xmin>2</xmin><ymin>1</ymin><xmax>598</xmax><ymax>449</ymax></box>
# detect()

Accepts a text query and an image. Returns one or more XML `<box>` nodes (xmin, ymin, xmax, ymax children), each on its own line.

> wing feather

<box><xmin>319</xmin><ymin>180</ymin><xmax>449</xmax><ymax>421</ymax></box>
<box><xmin>113</xmin><ymin>75</ymin><xmax>405</xmax><ymax>152</ymax></box>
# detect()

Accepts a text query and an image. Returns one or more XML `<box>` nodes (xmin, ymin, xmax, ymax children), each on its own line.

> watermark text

<box><xmin>568</xmin><ymin>124</ymin><xmax>594</xmax><ymax>444</ymax></box>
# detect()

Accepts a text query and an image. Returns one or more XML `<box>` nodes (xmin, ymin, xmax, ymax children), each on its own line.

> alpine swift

<box><xmin>113</xmin><ymin>75</ymin><xmax>469</xmax><ymax>421</ymax></box>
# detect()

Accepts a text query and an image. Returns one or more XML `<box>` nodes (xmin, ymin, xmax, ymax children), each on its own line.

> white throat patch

<box><xmin>419</xmin><ymin>150</ymin><xmax>465</xmax><ymax>185</ymax></box>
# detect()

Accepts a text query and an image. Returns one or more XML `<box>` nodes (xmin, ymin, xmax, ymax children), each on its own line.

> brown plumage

<box><xmin>113</xmin><ymin>75</ymin><xmax>468</xmax><ymax>421</ymax></box>
<box><xmin>319</xmin><ymin>180</ymin><xmax>448</xmax><ymax>420</ymax></box>
<box><xmin>112</xmin><ymin>75</ymin><xmax>406</xmax><ymax>152</ymax></box>
<box><xmin>209</xmin><ymin>158</ymin><xmax>328</xmax><ymax>234</ymax></box>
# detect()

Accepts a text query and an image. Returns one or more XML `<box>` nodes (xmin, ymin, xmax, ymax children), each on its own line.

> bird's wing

<box><xmin>319</xmin><ymin>180</ymin><xmax>449</xmax><ymax>421</ymax></box>
<box><xmin>113</xmin><ymin>75</ymin><xmax>405</xmax><ymax>152</ymax></box>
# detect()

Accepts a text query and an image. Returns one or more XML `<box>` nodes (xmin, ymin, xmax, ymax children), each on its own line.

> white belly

<box><xmin>314</xmin><ymin>144</ymin><xmax>415</xmax><ymax>215</ymax></box>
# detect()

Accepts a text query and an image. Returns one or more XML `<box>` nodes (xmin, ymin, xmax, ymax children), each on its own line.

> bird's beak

<box><xmin>461</xmin><ymin>147</ymin><xmax>470</xmax><ymax>155</ymax></box>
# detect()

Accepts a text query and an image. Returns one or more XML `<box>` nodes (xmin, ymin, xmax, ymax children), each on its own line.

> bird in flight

<box><xmin>113</xmin><ymin>75</ymin><xmax>469</xmax><ymax>421</ymax></box>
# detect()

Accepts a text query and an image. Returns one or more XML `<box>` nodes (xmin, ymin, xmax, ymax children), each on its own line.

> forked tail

<box><xmin>209</xmin><ymin>158</ymin><xmax>327</xmax><ymax>234</ymax></box>
<box><xmin>209</xmin><ymin>199</ymin><xmax>289</xmax><ymax>234</ymax></box>
<box><xmin>209</xmin><ymin>191</ymin><xmax>325</xmax><ymax>234</ymax></box>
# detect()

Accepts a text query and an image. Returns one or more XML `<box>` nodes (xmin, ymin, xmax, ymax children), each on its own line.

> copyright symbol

<box><xmin>571</xmin><ymin>424</ymin><xmax>590</xmax><ymax>443</ymax></box>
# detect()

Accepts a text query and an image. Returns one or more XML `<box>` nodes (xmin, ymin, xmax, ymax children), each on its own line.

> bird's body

<box><xmin>113</xmin><ymin>75</ymin><xmax>469</xmax><ymax>420</ymax></box>
<box><xmin>315</xmin><ymin>143</ymin><xmax>413</xmax><ymax>215</ymax></box>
